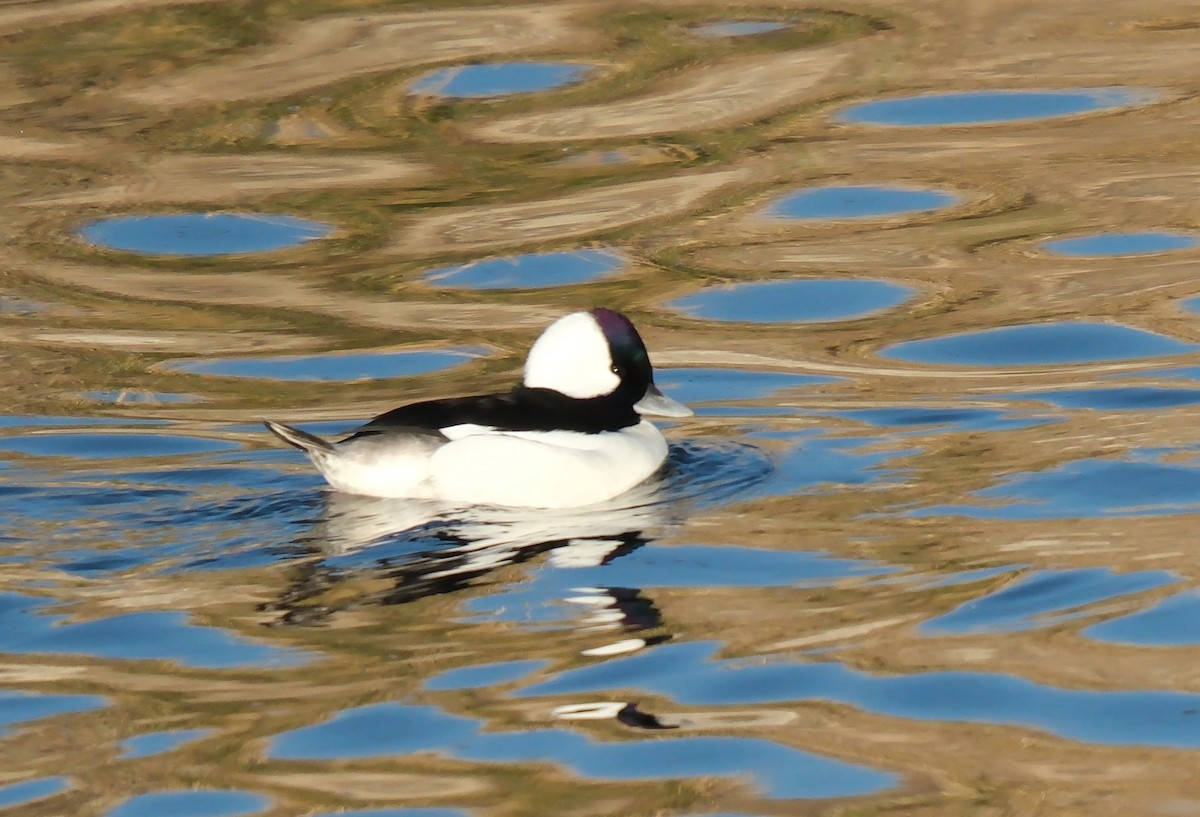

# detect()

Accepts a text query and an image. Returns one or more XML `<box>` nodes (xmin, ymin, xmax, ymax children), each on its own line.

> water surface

<box><xmin>881</xmin><ymin>322</ymin><xmax>1197</xmax><ymax>365</ymax></box>
<box><xmin>691</xmin><ymin>21</ymin><xmax>787</xmax><ymax>37</ymax></box>
<box><xmin>838</xmin><ymin>88</ymin><xmax>1156</xmax><ymax>126</ymax></box>
<box><xmin>78</xmin><ymin>213</ymin><xmax>333</xmax><ymax>256</ymax></box>
<box><xmin>1040</xmin><ymin>231</ymin><xmax>1200</xmax><ymax>256</ymax></box>
<box><xmin>422</xmin><ymin>249</ymin><xmax>623</xmax><ymax>290</ymax></box>
<box><xmin>668</xmin><ymin>279</ymin><xmax>914</xmax><ymax>323</ymax></box>
<box><xmin>5</xmin><ymin>2</ymin><xmax>1200</xmax><ymax>814</ymax></box>
<box><xmin>410</xmin><ymin>62</ymin><xmax>589</xmax><ymax>97</ymax></box>
<box><xmin>765</xmin><ymin>185</ymin><xmax>960</xmax><ymax>219</ymax></box>
<box><xmin>106</xmin><ymin>790</ymin><xmax>271</xmax><ymax>817</ymax></box>
<box><xmin>269</xmin><ymin>702</ymin><xmax>898</xmax><ymax>799</ymax></box>
<box><xmin>166</xmin><ymin>346</ymin><xmax>487</xmax><ymax>381</ymax></box>
<box><xmin>0</xmin><ymin>777</ymin><xmax>69</xmax><ymax>808</ymax></box>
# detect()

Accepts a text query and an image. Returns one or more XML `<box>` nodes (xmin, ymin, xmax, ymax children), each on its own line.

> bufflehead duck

<box><xmin>264</xmin><ymin>307</ymin><xmax>692</xmax><ymax>507</ymax></box>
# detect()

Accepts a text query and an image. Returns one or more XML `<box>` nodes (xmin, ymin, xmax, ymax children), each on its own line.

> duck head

<box><xmin>523</xmin><ymin>308</ymin><xmax>692</xmax><ymax>417</ymax></box>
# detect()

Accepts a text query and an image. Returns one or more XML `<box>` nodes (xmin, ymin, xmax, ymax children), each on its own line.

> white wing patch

<box><xmin>440</xmin><ymin>423</ymin><xmax>497</xmax><ymax>440</ymax></box>
<box><xmin>522</xmin><ymin>311</ymin><xmax>619</xmax><ymax>399</ymax></box>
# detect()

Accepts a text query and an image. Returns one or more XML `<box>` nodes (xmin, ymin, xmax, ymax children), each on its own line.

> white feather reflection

<box><xmin>266</xmin><ymin>440</ymin><xmax>772</xmax><ymax>624</ymax></box>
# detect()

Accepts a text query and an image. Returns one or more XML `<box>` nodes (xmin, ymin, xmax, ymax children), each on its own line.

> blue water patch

<box><xmin>655</xmin><ymin>367</ymin><xmax>843</xmax><ymax>415</ymax></box>
<box><xmin>668</xmin><ymin>279</ymin><xmax>914</xmax><ymax>323</ymax></box>
<box><xmin>78</xmin><ymin>213</ymin><xmax>333</xmax><ymax>256</ymax></box>
<box><xmin>426</xmin><ymin>659</ymin><xmax>548</xmax><ymax>691</ymax></box>
<box><xmin>837</xmin><ymin>88</ymin><xmax>1155</xmax><ymax>127</ymax></box>
<box><xmin>1006</xmin><ymin>386</ymin><xmax>1200</xmax><ymax>411</ymax></box>
<box><xmin>911</xmin><ymin>452</ymin><xmax>1200</xmax><ymax>519</ymax></box>
<box><xmin>83</xmin><ymin>390</ymin><xmax>201</xmax><ymax>405</ymax></box>
<box><xmin>167</xmin><ymin>346</ymin><xmax>486</xmax><ymax>381</ymax></box>
<box><xmin>0</xmin><ymin>592</ymin><xmax>309</xmax><ymax>669</ymax></box>
<box><xmin>881</xmin><ymin>322</ymin><xmax>1197</xmax><ymax>366</ymax></box>
<box><xmin>0</xmin><ymin>432</ymin><xmax>236</xmax><ymax>459</ymax></box>
<box><xmin>0</xmin><ymin>689</ymin><xmax>106</xmax><ymax>737</ymax></box>
<box><xmin>921</xmin><ymin>568</ymin><xmax>1177</xmax><ymax>635</ymax></box>
<box><xmin>120</xmin><ymin>728</ymin><xmax>213</xmax><ymax>759</ymax></box>
<box><xmin>1185</xmin><ymin>295</ymin><xmax>1200</xmax><ymax>315</ymax></box>
<box><xmin>0</xmin><ymin>777</ymin><xmax>69</xmax><ymax>808</ymax></box>
<box><xmin>1086</xmin><ymin>590</ymin><xmax>1200</xmax><ymax>646</ymax></box>
<box><xmin>0</xmin><ymin>456</ymin><xmax>314</xmax><ymax>577</ymax></box>
<box><xmin>309</xmin><ymin>811</ymin><xmax>470</xmax><ymax>817</ymax></box>
<box><xmin>422</xmin><ymin>249</ymin><xmax>623</xmax><ymax>290</ymax></box>
<box><xmin>765</xmin><ymin>185</ymin><xmax>960</xmax><ymax>220</ymax></box>
<box><xmin>518</xmin><ymin>639</ymin><xmax>1200</xmax><ymax>748</ymax></box>
<box><xmin>467</xmin><ymin>542</ymin><xmax>893</xmax><ymax>627</ymax></box>
<box><xmin>1040</xmin><ymin>231</ymin><xmax>1200</xmax><ymax>257</ymax></box>
<box><xmin>567</xmin><ymin>544</ymin><xmax>892</xmax><ymax>590</ymax></box>
<box><xmin>410</xmin><ymin>62</ymin><xmax>589</xmax><ymax>98</ymax></box>
<box><xmin>830</xmin><ymin>404</ymin><xmax>1052</xmax><ymax>432</ymax></box>
<box><xmin>105</xmin><ymin>790</ymin><xmax>271</xmax><ymax>817</ymax></box>
<box><xmin>268</xmin><ymin>702</ymin><xmax>897</xmax><ymax>799</ymax></box>
<box><xmin>0</xmin><ymin>415</ymin><xmax>167</xmax><ymax>429</ymax></box>
<box><xmin>746</xmin><ymin>430</ymin><xmax>916</xmax><ymax>499</ymax></box>
<box><xmin>691</xmin><ymin>21</ymin><xmax>787</xmax><ymax>37</ymax></box>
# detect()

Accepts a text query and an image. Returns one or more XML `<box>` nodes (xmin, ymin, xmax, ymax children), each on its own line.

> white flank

<box><xmin>429</xmin><ymin>421</ymin><xmax>667</xmax><ymax>507</ymax></box>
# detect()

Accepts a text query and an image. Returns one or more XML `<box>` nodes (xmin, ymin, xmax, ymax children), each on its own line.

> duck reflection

<box><xmin>263</xmin><ymin>467</ymin><xmax>680</xmax><ymax>630</ymax></box>
<box><xmin>263</xmin><ymin>440</ymin><xmax>771</xmax><ymax>650</ymax></box>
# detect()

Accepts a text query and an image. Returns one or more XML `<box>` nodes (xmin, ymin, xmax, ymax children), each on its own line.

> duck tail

<box><xmin>263</xmin><ymin>419</ymin><xmax>335</xmax><ymax>456</ymax></box>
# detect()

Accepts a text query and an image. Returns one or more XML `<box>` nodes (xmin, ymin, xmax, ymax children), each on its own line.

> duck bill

<box><xmin>634</xmin><ymin>383</ymin><xmax>693</xmax><ymax>418</ymax></box>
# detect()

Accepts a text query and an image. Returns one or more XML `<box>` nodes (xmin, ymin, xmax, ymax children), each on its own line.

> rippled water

<box><xmin>421</xmin><ymin>249</ymin><xmax>625</xmax><ymax>290</ymax></box>
<box><xmin>3</xmin><ymin>1</ymin><xmax>1200</xmax><ymax>814</ymax></box>
<box><xmin>165</xmin><ymin>346</ymin><xmax>489</xmax><ymax>381</ymax></box>
<box><xmin>690</xmin><ymin>21</ymin><xmax>788</xmax><ymax>38</ymax></box>
<box><xmin>1040</xmin><ymin>231</ymin><xmax>1200</xmax><ymax>257</ymax></box>
<box><xmin>78</xmin><ymin>213</ymin><xmax>335</xmax><ymax>256</ymax></box>
<box><xmin>409</xmin><ymin>63</ymin><xmax>590</xmax><ymax>98</ymax></box>
<box><xmin>764</xmin><ymin>184</ymin><xmax>960</xmax><ymax>220</ymax></box>
<box><xmin>837</xmin><ymin>88</ymin><xmax>1158</xmax><ymax>126</ymax></box>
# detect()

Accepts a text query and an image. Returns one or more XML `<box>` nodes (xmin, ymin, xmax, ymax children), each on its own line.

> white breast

<box><xmin>430</xmin><ymin>420</ymin><xmax>668</xmax><ymax>508</ymax></box>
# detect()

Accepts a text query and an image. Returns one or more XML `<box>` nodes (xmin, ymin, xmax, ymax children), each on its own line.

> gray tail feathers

<box><xmin>263</xmin><ymin>420</ymin><xmax>336</xmax><ymax>455</ymax></box>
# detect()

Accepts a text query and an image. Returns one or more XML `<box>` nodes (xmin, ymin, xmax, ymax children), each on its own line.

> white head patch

<box><xmin>523</xmin><ymin>312</ymin><xmax>620</xmax><ymax>399</ymax></box>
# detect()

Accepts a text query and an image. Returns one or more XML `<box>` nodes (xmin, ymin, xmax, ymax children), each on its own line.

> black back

<box><xmin>344</xmin><ymin>308</ymin><xmax>661</xmax><ymax>443</ymax></box>
<box><xmin>342</xmin><ymin>385</ymin><xmax>640</xmax><ymax>442</ymax></box>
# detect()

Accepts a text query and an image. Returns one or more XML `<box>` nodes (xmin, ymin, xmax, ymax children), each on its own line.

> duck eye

<box><xmin>611</xmin><ymin>364</ymin><xmax>621</xmax><ymax>375</ymax></box>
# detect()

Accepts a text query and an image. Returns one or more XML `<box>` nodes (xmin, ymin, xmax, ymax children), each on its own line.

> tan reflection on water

<box><xmin>3</xmin><ymin>0</ymin><xmax>1200</xmax><ymax>814</ymax></box>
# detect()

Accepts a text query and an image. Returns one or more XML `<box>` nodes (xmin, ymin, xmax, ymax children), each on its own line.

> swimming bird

<box><xmin>264</xmin><ymin>308</ymin><xmax>692</xmax><ymax>507</ymax></box>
